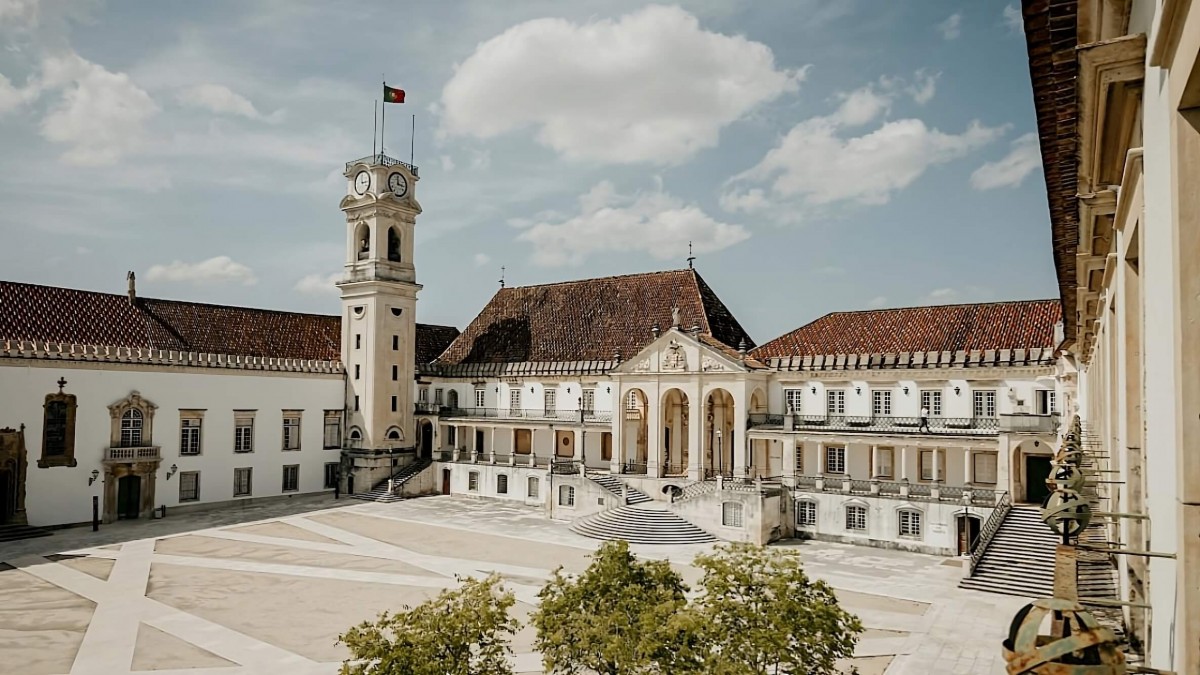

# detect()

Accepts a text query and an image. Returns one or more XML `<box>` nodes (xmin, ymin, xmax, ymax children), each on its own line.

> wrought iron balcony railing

<box><xmin>747</xmin><ymin>413</ymin><xmax>999</xmax><ymax>435</ymax></box>
<box><xmin>790</xmin><ymin>474</ymin><xmax>1005</xmax><ymax>507</ymax></box>
<box><xmin>434</xmin><ymin>406</ymin><xmax>613</xmax><ymax>424</ymax></box>
<box><xmin>344</xmin><ymin>153</ymin><xmax>419</xmax><ymax>177</ymax></box>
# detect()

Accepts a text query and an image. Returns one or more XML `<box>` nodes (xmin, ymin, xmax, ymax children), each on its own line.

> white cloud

<box><xmin>473</xmin><ymin>253</ymin><xmax>490</xmax><ymax>266</ymax></box>
<box><xmin>907</xmin><ymin>70</ymin><xmax>939</xmax><ymax>105</ymax></box>
<box><xmin>146</xmin><ymin>255</ymin><xmax>258</xmax><ymax>286</ymax></box>
<box><xmin>439</xmin><ymin>154</ymin><xmax>455</xmax><ymax>172</ymax></box>
<box><xmin>866</xmin><ymin>295</ymin><xmax>888</xmax><ymax>309</ymax></box>
<box><xmin>0</xmin><ymin>0</ymin><xmax>40</xmax><ymax>26</ymax></box>
<box><xmin>39</xmin><ymin>52</ymin><xmax>159</xmax><ymax>166</ymax></box>
<box><xmin>518</xmin><ymin>180</ymin><xmax>750</xmax><ymax>266</ymax></box>
<box><xmin>937</xmin><ymin>13</ymin><xmax>962</xmax><ymax>40</ymax></box>
<box><xmin>439</xmin><ymin>5</ymin><xmax>802</xmax><ymax>165</ymax></box>
<box><xmin>293</xmin><ymin>272</ymin><xmax>341</xmax><ymax>296</ymax></box>
<box><xmin>178</xmin><ymin>83</ymin><xmax>261</xmax><ymax>119</ymax></box>
<box><xmin>0</xmin><ymin>72</ymin><xmax>38</xmax><ymax>113</ymax></box>
<box><xmin>927</xmin><ymin>287</ymin><xmax>958</xmax><ymax>300</ymax></box>
<box><xmin>1003</xmin><ymin>4</ymin><xmax>1023</xmax><ymax>33</ymax></box>
<box><xmin>970</xmin><ymin>132</ymin><xmax>1042</xmax><ymax>189</ymax></box>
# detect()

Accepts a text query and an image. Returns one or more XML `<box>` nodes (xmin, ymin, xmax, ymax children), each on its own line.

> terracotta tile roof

<box><xmin>750</xmin><ymin>300</ymin><xmax>1062</xmax><ymax>361</ymax></box>
<box><xmin>1022</xmin><ymin>0</ymin><xmax>1079</xmax><ymax>341</ymax></box>
<box><xmin>434</xmin><ymin>269</ymin><xmax>755</xmax><ymax>366</ymax></box>
<box><xmin>0</xmin><ymin>280</ymin><xmax>458</xmax><ymax>366</ymax></box>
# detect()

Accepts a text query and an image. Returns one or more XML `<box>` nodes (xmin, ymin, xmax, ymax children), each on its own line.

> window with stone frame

<box><xmin>178</xmin><ymin>471</ymin><xmax>200</xmax><ymax>502</ymax></box>
<box><xmin>558</xmin><ymin>485</ymin><xmax>575</xmax><ymax>507</ymax></box>
<box><xmin>434</xmin><ymin>388</ymin><xmax>444</xmax><ymax>405</ymax></box>
<box><xmin>497</xmin><ymin>474</ymin><xmax>509</xmax><ymax>494</ymax></box>
<box><xmin>179</xmin><ymin>412</ymin><xmax>203</xmax><ymax>456</ymax></box>
<box><xmin>108</xmin><ymin>392</ymin><xmax>157</xmax><ymax>450</ymax></box>
<box><xmin>282</xmin><ymin>464</ymin><xmax>299</xmax><ymax>492</ymax></box>
<box><xmin>234</xmin><ymin>412</ymin><xmax>255</xmax><ymax>453</ymax></box>
<box><xmin>39</xmin><ymin>388</ymin><xmax>78</xmax><ymax>468</ymax></box>
<box><xmin>824</xmin><ymin>446</ymin><xmax>846</xmax><ymax>474</ymax></box>
<box><xmin>282</xmin><ymin>412</ymin><xmax>301</xmax><ymax>451</ymax></box>
<box><xmin>784</xmin><ymin>388</ymin><xmax>803</xmax><ymax>414</ymax></box>
<box><xmin>475</xmin><ymin>388</ymin><xmax>486</xmax><ymax>408</ymax></box>
<box><xmin>323</xmin><ymin>411</ymin><xmax>341</xmax><ymax>449</ymax></box>
<box><xmin>527</xmin><ymin>476</ymin><xmax>540</xmax><ymax>498</ymax></box>
<box><xmin>722</xmin><ymin>502</ymin><xmax>744</xmax><ymax>527</ymax></box>
<box><xmin>973</xmin><ymin>390</ymin><xmax>997</xmax><ymax>419</ymax></box>
<box><xmin>898</xmin><ymin>509</ymin><xmax>922</xmax><ymax>537</ymax></box>
<box><xmin>581</xmin><ymin>388</ymin><xmax>596</xmax><ymax>414</ymax></box>
<box><xmin>796</xmin><ymin>500</ymin><xmax>817</xmax><ymax>526</ymax></box>
<box><xmin>234</xmin><ymin>467</ymin><xmax>252</xmax><ymax>497</ymax></box>
<box><xmin>872</xmin><ymin>390</ymin><xmax>892</xmax><ymax>416</ymax></box>
<box><xmin>324</xmin><ymin>462</ymin><xmax>338</xmax><ymax>489</ymax></box>
<box><xmin>826</xmin><ymin>389</ymin><xmax>846</xmax><ymax>415</ymax></box>
<box><xmin>920</xmin><ymin>390</ymin><xmax>943</xmax><ymax>416</ymax></box>
<box><xmin>919</xmin><ymin>449</ymin><xmax>946</xmax><ymax>482</ymax></box>
<box><xmin>972</xmin><ymin>452</ymin><xmax>998</xmax><ymax>484</ymax></box>
<box><xmin>468</xmin><ymin>471</ymin><xmax>479</xmax><ymax>491</ymax></box>
<box><xmin>875</xmin><ymin>447</ymin><xmax>894</xmax><ymax>478</ymax></box>
<box><xmin>509</xmin><ymin>388</ymin><xmax>521</xmax><ymax>411</ymax></box>
<box><xmin>544</xmin><ymin>388</ymin><xmax>557</xmax><ymax>415</ymax></box>
<box><xmin>794</xmin><ymin>443</ymin><xmax>803</xmax><ymax>475</ymax></box>
<box><xmin>120</xmin><ymin>410</ymin><xmax>144</xmax><ymax>447</ymax></box>
<box><xmin>1036</xmin><ymin>389</ymin><xmax>1057</xmax><ymax>415</ymax></box>
<box><xmin>845</xmin><ymin>505</ymin><xmax>867</xmax><ymax>531</ymax></box>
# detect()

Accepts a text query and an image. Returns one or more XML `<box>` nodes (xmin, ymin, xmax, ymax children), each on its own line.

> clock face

<box><xmin>388</xmin><ymin>172</ymin><xmax>408</xmax><ymax>196</ymax></box>
<box><xmin>353</xmin><ymin>171</ymin><xmax>371</xmax><ymax>195</ymax></box>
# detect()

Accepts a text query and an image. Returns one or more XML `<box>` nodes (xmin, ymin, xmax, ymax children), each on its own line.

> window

<box><xmin>544</xmin><ymin>388</ymin><xmax>556</xmax><ymax>414</ymax></box>
<box><xmin>898</xmin><ymin>509</ymin><xmax>922</xmax><ymax>537</ymax></box>
<box><xmin>392</xmin><ymin>335</ymin><xmax>399</xmax><ymax>350</ymax></box>
<box><xmin>796</xmin><ymin>500</ymin><xmax>817</xmax><ymax>526</ymax></box>
<box><xmin>447</xmin><ymin>390</ymin><xmax>459</xmax><ymax>409</ymax></box>
<box><xmin>180</xmin><ymin>415</ymin><xmax>202</xmax><ymax>456</ymax></box>
<box><xmin>581</xmin><ymin>388</ymin><xmax>595</xmax><ymax>413</ymax></box>
<box><xmin>527</xmin><ymin>476</ymin><xmax>540</xmax><ymax>498</ymax></box>
<box><xmin>846</xmin><ymin>505</ymin><xmax>867</xmax><ymax>531</ymax></box>
<box><xmin>497</xmin><ymin>474</ymin><xmax>508</xmax><ymax>494</ymax></box>
<box><xmin>627</xmin><ymin>390</ymin><xmax>640</xmax><ymax>410</ymax></box>
<box><xmin>1036</xmin><ymin>390</ymin><xmax>1057</xmax><ymax>415</ymax></box>
<box><xmin>919</xmin><ymin>449</ymin><xmax>946</xmax><ymax>481</ymax></box>
<box><xmin>282</xmin><ymin>465</ymin><xmax>299</xmax><ymax>492</ymax></box>
<box><xmin>475</xmin><ymin>388</ymin><xmax>486</xmax><ymax>408</ymax></box>
<box><xmin>40</xmin><ymin>389</ymin><xmax>77</xmax><ymax>467</ymax></box>
<box><xmin>324</xmin><ymin>462</ymin><xmax>338</xmax><ymax>489</ymax></box>
<box><xmin>558</xmin><ymin>485</ymin><xmax>575</xmax><ymax>506</ymax></box>
<box><xmin>514</xmin><ymin>429</ymin><xmax>532</xmax><ymax>455</ymax></box>
<box><xmin>920</xmin><ymin>390</ymin><xmax>942</xmax><ymax>416</ymax></box>
<box><xmin>355</xmin><ymin>334</ymin><xmax>361</xmax><ymax>350</ymax></box>
<box><xmin>875</xmin><ymin>447</ymin><xmax>894</xmax><ymax>478</ymax></box>
<box><xmin>872</xmin><ymin>390</ymin><xmax>892</xmax><ymax>416</ymax></box>
<box><xmin>509</xmin><ymin>388</ymin><xmax>521</xmax><ymax>410</ymax></box>
<box><xmin>391</xmin><ymin>396</ymin><xmax>397</xmax><ymax>412</ymax></box>
<box><xmin>234</xmin><ymin>468</ymin><xmax>252</xmax><ymax>497</ymax></box>
<box><xmin>179</xmin><ymin>471</ymin><xmax>200</xmax><ymax>502</ymax></box>
<box><xmin>354</xmin><ymin>364</ymin><xmax>361</xmax><ymax>380</ymax></box>
<box><xmin>794</xmin><ymin>443</ymin><xmax>804</xmax><ymax>474</ymax></box>
<box><xmin>354</xmin><ymin>396</ymin><xmax>360</xmax><ymax>412</ymax></box>
<box><xmin>121</xmin><ymin>409</ymin><xmax>144</xmax><ymax>447</ymax></box>
<box><xmin>601</xmin><ymin>432</ymin><xmax>612</xmax><ymax>461</ymax></box>
<box><xmin>826</xmin><ymin>390</ymin><xmax>845</xmax><ymax>415</ymax></box>
<box><xmin>972</xmin><ymin>452</ymin><xmax>998</xmax><ymax>484</ymax></box>
<box><xmin>825</xmin><ymin>446</ymin><xmax>846</xmax><ymax>474</ymax></box>
<box><xmin>973</xmin><ymin>390</ymin><xmax>997</xmax><ymax>419</ymax></box>
<box><xmin>468</xmin><ymin>471</ymin><xmax>479</xmax><ymax>491</ymax></box>
<box><xmin>722</xmin><ymin>502</ymin><xmax>744</xmax><ymax>527</ymax></box>
<box><xmin>392</xmin><ymin>365</ymin><xmax>398</xmax><ymax>381</ymax></box>
<box><xmin>447</xmin><ymin>426</ymin><xmax>456</xmax><ymax>446</ymax></box>
<box><xmin>234</xmin><ymin>413</ymin><xmax>255</xmax><ymax>453</ymax></box>
<box><xmin>419</xmin><ymin>387</ymin><xmax>429</xmax><ymax>403</ymax></box>
<box><xmin>434</xmin><ymin>388</ymin><xmax>444</xmax><ymax>405</ymax></box>
<box><xmin>323</xmin><ymin>411</ymin><xmax>341</xmax><ymax>449</ymax></box>
<box><xmin>282</xmin><ymin>413</ymin><xmax>301</xmax><ymax>451</ymax></box>
<box><xmin>784</xmin><ymin>388</ymin><xmax>803</xmax><ymax>414</ymax></box>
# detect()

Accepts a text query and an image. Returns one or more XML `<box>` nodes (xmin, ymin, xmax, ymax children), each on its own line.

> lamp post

<box><xmin>716</xmin><ymin>428</ymin><xmax>723</xmax><ymax>477</ymax></box>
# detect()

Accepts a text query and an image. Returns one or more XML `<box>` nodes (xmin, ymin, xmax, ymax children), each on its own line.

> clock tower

<box><xmin>337</xmin><ymin>154</ymin><xmax>422</xmax><ymax>475</ymax></box>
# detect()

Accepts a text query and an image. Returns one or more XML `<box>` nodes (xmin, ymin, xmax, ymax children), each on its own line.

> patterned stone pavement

<box><xmin>0</xmin><ymin>495</ymin><xmax>1030</xmax><ymax>674</ymax></box>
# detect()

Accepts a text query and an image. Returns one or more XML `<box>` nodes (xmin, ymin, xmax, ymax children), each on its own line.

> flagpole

<box><xmin>410</xmin><ymin>114</ymin><xmax>415</xmax><ymax>166</ymax></box>
<box><xmin>372</xmin><ymin>99</ymin><xmax>378</xmax><ymax>158</ymax></box>
<box><xmin>380</xmin><ymin>77</ymin><xmax>386</xmax><ymax>158</ymax></box>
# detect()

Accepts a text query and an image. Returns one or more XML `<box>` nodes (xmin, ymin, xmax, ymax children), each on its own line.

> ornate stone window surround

<box><xmin>40</xmin><ymin>389</ymin><xmax>78</xmax><ymax>468</ymax></box>
<box><xmin>107</xmin><ymin>391</ymin><xmax>157</xmax><ymax>448</ymax></box>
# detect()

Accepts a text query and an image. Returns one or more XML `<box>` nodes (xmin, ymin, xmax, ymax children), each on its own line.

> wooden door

<box><xmin>1025</xmin><ymin>455</ymin><xmax>1053</xmax><ymax>504</ymax></box>
<box><xmin>441</xmin><ymin>469</ymin><xmax>451</xmax><ymax>495</ymax></box>
<box><xmin>117</xmin><ymin>475</ymin><xmax>140</xmax><ymax>519</ymax></box>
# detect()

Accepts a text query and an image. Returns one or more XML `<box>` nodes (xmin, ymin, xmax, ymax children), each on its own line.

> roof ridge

<box><xmin>826</xmin><ymin>298</ymin><xmax>1061</xmax><ymax>317</ymax></box>
<box><xmin>500</xmin><ymin>267</ymin><xmax>692</xmax><ymax>291</ymax></box>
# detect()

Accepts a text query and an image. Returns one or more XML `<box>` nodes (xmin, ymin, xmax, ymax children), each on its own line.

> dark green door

<box><xmin>117</xmin><ymin>475</ymin><xmax>140</xmax><ymax>519</ymax></box>
<box><xmin>1025</xmin><ymin>455</ymin><xmax>1053</xmax><ymax>504</ymax></box>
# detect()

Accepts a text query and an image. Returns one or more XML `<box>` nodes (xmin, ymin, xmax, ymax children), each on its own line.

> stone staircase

<box><xmin>352</xmin><ymin>458</ymin><xmax>432</xmax><ymax>503</ymax></box>
<box><xmin>0</xmin><ymin>522</ymin><xmax>52</xmax><ymax>543</ymax></box>
<box><xmin>585</xmin><ymin>472</ymin><xmax>652</xmax><ymax>505</ymax></box>
<box><xmin>571</xmin><ymin>503</ymin><xmax>717</xmax><ymax>545</ymax></box>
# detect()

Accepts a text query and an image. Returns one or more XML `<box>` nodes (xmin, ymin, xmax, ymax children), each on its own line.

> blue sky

<box><xmin>0</xmin><ymin>0</ymin><xmax>1053</xmax><ymax>343</ymax></box>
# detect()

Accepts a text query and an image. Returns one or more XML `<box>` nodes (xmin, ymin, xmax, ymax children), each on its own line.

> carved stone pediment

<box><xmin>662</xmin><ymin>340</ymin><xmax>687</xmax><ymax>372</ymax></box>
<box><xmin>701</xmin><ymin>355</ymin><xmax>727</xmax><ymax>372</ymax></box>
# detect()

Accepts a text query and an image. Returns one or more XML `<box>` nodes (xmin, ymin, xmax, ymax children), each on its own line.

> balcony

<box><xmin>433</xmin><ymin>406</ymin><xmax>614</xmax><ymax>425</ymax></box>
<box><xmin>103</xmin><ymin>446</ymin><xmax>161</xmax><ymax>463</ymax></box>
<box><xmin>998</xmin><ymin>413</ymin><xmax>1059</xmax><ymax>434</ymax></box>
<box><xmin>747</xmin><ymin>413</ymin><xmax>998</xmax><ymax>436</ymax></box>
<box><xmin>792</xmin><ymin>474</ymin><xmax>1004</xmax><ymax>506</ymax></box>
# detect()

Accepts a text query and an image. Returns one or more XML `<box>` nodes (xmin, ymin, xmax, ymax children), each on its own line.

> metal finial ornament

<box><xmin>1002</xmin><ymin>598</ymin><xmax>1125</xmax><ymax>674</ymax></box>
<box><xmin>56</xmin><ymin>377</ymin><xmax>67</xmax><ymax>393</ymax></box>
<box><xmin>687</xmin><ymin>240</ymin><xmax>695</xmax><ymax>269</ymax></box>
<box><xmin>499</xmin><ymin>266</ymin><xmax>505</xmax><ymax>288</ymax></box>
<box><xmin>1051</xmin><ymin>463</ymin><xmax>1086</xmax><ymax>492</ymax></box>
<box><xmin>1042</xmin><ymin>489</ymin><xmax>1092</xmax><ymax>539</ymax></box>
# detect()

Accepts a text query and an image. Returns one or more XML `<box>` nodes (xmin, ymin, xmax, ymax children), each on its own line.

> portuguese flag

<box><xmin>383</xmin><ymin>84</ymin><xmax>405</xmax><ymax>104</ymax></box>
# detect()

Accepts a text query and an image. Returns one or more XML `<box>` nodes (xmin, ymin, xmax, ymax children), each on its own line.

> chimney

<box><xmin>651</xmin><ymin>322</ymin><xmax>661</xmax><ymax>339</ymax></box>
<box><xmin>126</xmin><ymin>271</ymin><xmax>137</xmax><ymax>305</ymax></box>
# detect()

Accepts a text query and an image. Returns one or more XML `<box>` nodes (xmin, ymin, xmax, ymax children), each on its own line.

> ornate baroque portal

<box><xmin>102</xmin><ymin>392</ymin><xmax>162</xmax><ymax>523</ymax></box>
<box><xmin>0</xmin><ymin>426</ymin><xmax>29</xmax><ymax>525</ymax></box>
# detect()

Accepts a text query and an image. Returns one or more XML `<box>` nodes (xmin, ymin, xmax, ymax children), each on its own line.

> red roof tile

<box><xmin>434</xmin><ymin>269</ymin><xmax>755</xmax><ymax>365</ymax></box>
<box><xmin>750</xmin><ymin>300</ymin><xmax>1062</xmax><ymax>360</ymax></box>
<box><xmin>0</xmin><ymin>280</ymin><xmax>457</xmax><ymax>365</ymax></box>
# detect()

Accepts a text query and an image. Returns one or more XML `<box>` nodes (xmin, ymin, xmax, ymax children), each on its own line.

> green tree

<box><xmin>337</xmin><ymin>574</ymin><xmax>518</xmax><ymax>675</ymax></box>
<box><xmin>531</xmin><ymin>540</ymin><xmax>693</xmax><ymax>674</ymax></box>
<box><xmin>691</xmin><ymin>542</ymin><xmax>863</xmax><ymax>674</ymax></box>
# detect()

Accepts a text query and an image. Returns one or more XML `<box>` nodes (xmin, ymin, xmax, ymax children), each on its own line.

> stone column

<box><xmin>900</xmin><ymin>446</ymin><xmax>909</xmax><ymax>480</ymax></box>
<box><xmin>870</xmin><ymin>444</ymin><xmax>878</xmax><ymax>478</ymax></box>
<box><xmin>610</xmin><ymin>400</ymin><xmax>623</xmax><ymax>474</ymax></box>
<box><xmin>783</xmin><ymin>437</ymin><xmax>797</xmax><ymax>479</ymax></box>
<box><xmin>963</xmin><ymin>447</ymin><xmax>972</xmax><ymax>485</ymax></box>
<box><xmin>932</xmin><ymin>447</ymin><xmax>941</xmax><ymax>482</ymax></box>
<box><xmin>687</xmin><ymin>393</ymin><xmax>702</xmax><ymax>481</ymax></box>
<box><xmin>816</xmin><ymin>441</ymin><xmax>825</xmax><ymax>474</ymax></box>
<box><xmin>732</xmin><ymin>394</ymin><xmax>749</xmax><ymax>478</ymax></box>
<box><xmin>646</xmin><ymin>392</ymin><xmax>662</xmax><ymax>477</ymax></box>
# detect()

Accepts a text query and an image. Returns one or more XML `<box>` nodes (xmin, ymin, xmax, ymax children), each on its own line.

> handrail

<box><xmin>970</xmin><ymin>491</ymin><xmax>1011</xmax><ymax>574</ymax></box>
<box><xmin>748</xmin><ymin>413</ymin><xmax>999</xmax><ymax>436</ymax></box>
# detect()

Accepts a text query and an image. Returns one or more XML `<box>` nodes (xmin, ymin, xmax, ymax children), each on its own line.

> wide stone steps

<box><xmin>0</xmin><ymin>523</ymin><xmax>52</xmax><ymax>543</ymax></box>
<box><xmin>352</xmin><ymin>458</ymin><xmax>432</xmax><ymax>503</ymax></box>
<box><xmin>570</xmin><ymin>504</ymin><xmax>716</xmax><ymax>545</ymax></box>
<box><xmin>586</xmin><ymin>473</ymin><xmax>652</xmax><ymax>505</ymax></box>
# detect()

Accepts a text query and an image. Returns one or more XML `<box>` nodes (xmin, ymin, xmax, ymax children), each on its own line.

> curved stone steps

<box><xmin>586</xmin><ymin>473</ymin><xmax>652</xmax><ymax>505</ymax></box>
<box><xmin>570</xmin><ymin>505</ymin><xmax>716</xmax><ymax>545</ymax></box>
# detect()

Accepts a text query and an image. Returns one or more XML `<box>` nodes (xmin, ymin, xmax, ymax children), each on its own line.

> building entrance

<box><xmin>117</xmin><ymin>475</ymin><xmax>141</xmax><ymax>519</ymax></box>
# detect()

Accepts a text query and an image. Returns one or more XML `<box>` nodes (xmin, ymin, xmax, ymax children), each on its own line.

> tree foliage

<box><xmin>530</xmin><ymin>540</ymin><xmax>693</xmax><ymax>674</ymax></box>
<box><xmin>691</xmin><ymin>542</ymin><xmax>863</xmax><ymax>674</ymax></box>
<box><xmin>337</xmin><ymin>574</ymin><xmax>518</xmax><ymax>675</ymax></box>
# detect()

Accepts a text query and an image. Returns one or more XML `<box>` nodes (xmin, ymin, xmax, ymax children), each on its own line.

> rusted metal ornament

<box><xmin>1002</xmin><ymin>598</ymin><xmax>1125</xmax><ymax>674</ymax></box>
<box><xmin>1042</xmin><ymin>489</ymin><xmax>1092</xmax><ymax>538</ymax></box>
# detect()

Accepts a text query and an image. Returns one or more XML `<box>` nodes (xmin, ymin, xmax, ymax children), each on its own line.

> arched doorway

<box><xmin>419</xmin><ymin>421</ymin><xmax>433</xmax><ymax>459</ymax></box>
<box><xmin>622</xmin><ymin>389</ymin><xmax>648</xmax><ymax>469</ymax></box>
<box><xmin>1012</xmin><ymin>438</ymin><xmax>1053</xmax><ymax>503</ymax></box>
<box><xmin>704</xmin><ymin>389</ymin><xmax>735</xmax><ymax>478</ymax></box>
<box><xmin>661</xmin><ymin>389</ymin><xmax>689</xmax><ymax>475</ymax></box>
<box><xmin>956</xmin><ymin>514</ymin><xmax>982</xmax><ymax>555</ymax></box>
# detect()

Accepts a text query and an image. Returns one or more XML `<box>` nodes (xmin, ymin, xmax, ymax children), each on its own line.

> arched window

<box><xmin>349</xmin><ymin>428</ymin><xmax>362</xmax><ymax>440</ymax></box>
<box><xmin>898</xmin><ymin>509</ymin><xmax>922</xmax><ymax>538</ymax></box>
<box><xmin>527</xmin><ymin>476</ymin><xmax>540</xmax><ymax>498</ymax></box>
<box><xmin>121</xmin><ymin>409</ymin><xmax>143</xmax><ymax>447</ymax></box>
<box><xmin>356</xmin><ymin>223</ymin><xmax>371</xmax><ymax>260</ymax></box>
<box><xmin>447</xmin><ymin>390</ymin><xmax>459</xmax><ymax>409</ymax></box>
<box><xmin>387</xmin><ymin>428</ymin><xmax>402</xmax><ymax>440</ymax></box>
<box><xmin>497</xmin><ymin>474</ymin><xmax>508</xmax><ymax>494</ymax></box>
<box><xmin>796</xmin><ymin>500</ymin><xmax>817</xmax><ymax>527</ymax></box>
<box><xmin>387</xmin><ymin>227</ymin><xmax>402</xmax><ymax>262</ymax></box>
<box><xmin>722</xmin><ymin>501</ymin><xmax>744</xmax><ymax>527</ymax></box>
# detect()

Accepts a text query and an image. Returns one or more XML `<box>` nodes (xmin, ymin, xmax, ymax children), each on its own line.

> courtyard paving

<box><xmin>0</xmin><ymin>495</ymin><xmax>1030</xmax><ymax>674</ymax></box>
